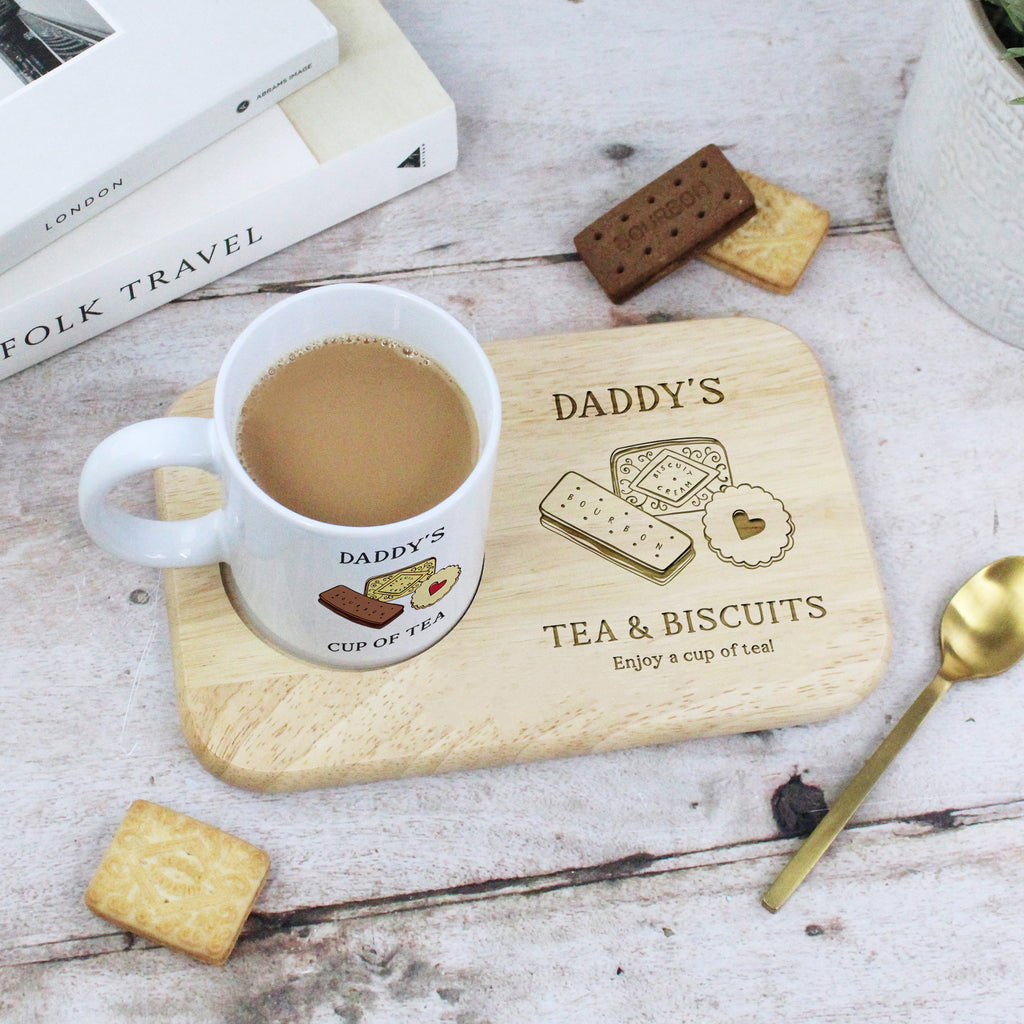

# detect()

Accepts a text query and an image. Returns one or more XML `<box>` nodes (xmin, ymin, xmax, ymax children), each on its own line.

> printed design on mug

<box><xmin>365</xmin><ymin>558</ymin><xmax>437</xmax><ymax>602</ymax></box>
<box><xmin>538</xmin><ymin>436</ymin><xmax>794</xmax><ymax>582</ymax></box>
<box><xmin>318</xmin><ymin>558</ymin><xmax>462</xmax><ymax>629</ymax></box>
<box><xmin>410</xmin><ymin>565</ymin><xmax>461</xmax><ymax>609</ymax></box>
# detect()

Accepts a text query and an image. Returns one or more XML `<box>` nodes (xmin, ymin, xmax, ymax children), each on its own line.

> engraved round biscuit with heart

<box><xmin>702</xmin><ymin>484</ymin><xmax>794</xmax><ymax>568</ymax></box>
<box><xmin>410</xmin><ymin>564</ymin><xmax>461</xmax><ymax>608</ymax></box>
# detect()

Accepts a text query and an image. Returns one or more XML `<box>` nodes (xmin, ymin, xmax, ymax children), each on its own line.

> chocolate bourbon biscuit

<box><xmin>318</xmin><ymin>584</ymin><xmax>404</xmax><ymax>629</ymax></box>
<box><xmin>574</xmin><ymin>144</ymin><xmax>756</xmax><ymax>303</ymax></box>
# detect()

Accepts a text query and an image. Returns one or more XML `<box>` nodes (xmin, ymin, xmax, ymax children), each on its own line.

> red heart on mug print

<box><xmin>429</xmin><ymin>579</ymin><xmax>447</xmax><ymax>596</ymax></box>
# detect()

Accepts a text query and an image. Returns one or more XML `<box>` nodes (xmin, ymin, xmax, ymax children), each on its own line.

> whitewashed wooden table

<box><xmin>4</xmin><ymin>1</ymin><xmax>1024</xmax><ymax>1020</ymax></box>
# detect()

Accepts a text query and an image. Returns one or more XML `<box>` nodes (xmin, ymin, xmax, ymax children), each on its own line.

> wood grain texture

<box><xmin>6</xmin><ymin>809</ymin><xmax>1024</xmax><ymax>1022</ymax></box>
<box><xmin>155</xmin><ymin>319</ymin><xmax>888</xmax><ymax>790</ymax></box>
<box><xmin>6</xmin><ymin>0</ymin><xmax>1024</xmax><ymax>1019</ymax></box>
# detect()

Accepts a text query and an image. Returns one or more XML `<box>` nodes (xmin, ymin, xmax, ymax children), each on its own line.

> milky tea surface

<box><xmin>237</xmin><ymin>335</ymin><xmax>478</xmax><ymax>526</ymax></box>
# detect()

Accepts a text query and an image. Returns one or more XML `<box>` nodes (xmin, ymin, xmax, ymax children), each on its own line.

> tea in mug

<box><xmin>236</xmin><ymin>335</ymin><xmax>478</xmax><ymax>526</ymax></box>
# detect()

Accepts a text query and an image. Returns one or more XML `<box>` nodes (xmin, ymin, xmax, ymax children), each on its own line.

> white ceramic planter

<box><xmin>888</xmin><ymin>0</ymin><xmax>1024</xmax><ymax>346</ymax></box>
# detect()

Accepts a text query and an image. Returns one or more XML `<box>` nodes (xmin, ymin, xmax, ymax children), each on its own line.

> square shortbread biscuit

<box><xmin>84</xmin><ymin>800</ymin><xmax>270</xmax><ymax>966</ymax></box>
<box><xmin>699</xmin><ymin>170</ymin><xmax>830</xmax><ymax>294</ymax></box>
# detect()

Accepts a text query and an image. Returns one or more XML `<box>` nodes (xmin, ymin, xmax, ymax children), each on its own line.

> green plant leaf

<box><xmin>988</xmin><ymin>0</ymin><xmax>1024</xmax><ymax>33</ymax></box>
<box><xmin>1001</xmin><ymin>46</ymin><xmax>1024</xmax><ymax>56</ymax></box>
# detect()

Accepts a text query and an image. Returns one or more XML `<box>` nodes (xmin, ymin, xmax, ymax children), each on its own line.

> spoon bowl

<box><xmin>938</xmin><ymin>557</ymin><xmax>1024</xmax><ymax>682</ymax></box>
<box><xmin>763</xmin><ymin>556</ymin><xmax>1024</xmax><ymax>912</ymax></box>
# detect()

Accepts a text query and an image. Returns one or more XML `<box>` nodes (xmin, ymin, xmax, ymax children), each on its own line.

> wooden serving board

<box><xmin>155</xmin><ymin>319</ymin><xmax>890</xmax><ymax>792</ymax></box>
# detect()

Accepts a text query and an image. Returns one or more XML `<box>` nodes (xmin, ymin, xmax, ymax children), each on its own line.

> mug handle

<box><xmin>78</xmin><ymin>417</ymin><xmax>228</xmax><ymax>567</ymax></box>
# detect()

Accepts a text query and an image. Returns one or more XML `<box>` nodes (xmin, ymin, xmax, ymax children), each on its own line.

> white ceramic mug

<box><xmin>78</xmin><ymin>284</ymin><xmax>502</xmax><ymax>670</ymax></box>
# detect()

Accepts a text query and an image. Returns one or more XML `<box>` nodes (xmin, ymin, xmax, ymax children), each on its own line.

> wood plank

<box><xmin>3</xmin><ymin>811</ymin><xmax>1024</xmax><ymax>1021</ymax></box>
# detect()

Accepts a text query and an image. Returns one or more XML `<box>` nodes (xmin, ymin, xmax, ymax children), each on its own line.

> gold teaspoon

<box><xmin>762</xmin><ymin>556</ymin><xmax>1024</xmax><ymax>912</ymax></box>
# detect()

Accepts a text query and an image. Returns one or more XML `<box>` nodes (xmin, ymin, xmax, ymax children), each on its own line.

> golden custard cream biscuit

<box><xmin>84</xmin><ymin>800</ymin><xmax>270</xmax><ymax>966</ymax></box>
<box><xmin>699</xmin><ymin>170</ymin><xmax>829</xmax><ymax>294</ymax></box>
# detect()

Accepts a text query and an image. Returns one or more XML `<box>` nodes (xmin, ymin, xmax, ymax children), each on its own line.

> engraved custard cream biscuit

<box><xmin>364</xmin><ymin>558</ymin><xmax>437</xmax><ymax>602</ymax></box>
<box><xmin>698</xmin><ymin>170</ymin><xmax>830</xmax><ymax>294</ymax></box>
<box><xmin>574</xmin><ymin>144</ymin><xmax>756</xmax><ymax>303</ymax></box>
<box><xmin>630</xmin><ymin>450</ymin><xmax>717</xmax><ymax>506</ymax></box>
<box><xmin>540</xmin><ymin>471</ymin><xmax>695</xmax><ymax>584</ymax></box>
<box><xmin>410</xmin><ymin>564</ymin><xmax>461</xmax><ymax>609</ymax></box>
<box><xmin>319</xmin><ymin>584</ymin><xmax>404</xmax><ymax>628</ymax></box>
<box><xmin>702</xmin><ymin>483</ymin><xmax>795</xmax><ymax>568</ymax></box>
<box><xmin>611</xmin><ymin>438</ymin><xmax>732</xmax><ymax>515</ymax></box>
<box><xmin>84</xmin><ymin>800</ymin><xmax>270</xmax><ymax>966</ymax></box>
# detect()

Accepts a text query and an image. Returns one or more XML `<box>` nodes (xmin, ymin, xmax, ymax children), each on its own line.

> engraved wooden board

<box><xmin>155</xmin><ymin>319</ymin><xmax>890</xmax><ymax>792</ymax></box>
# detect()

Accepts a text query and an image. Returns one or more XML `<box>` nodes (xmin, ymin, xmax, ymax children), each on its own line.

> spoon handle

<box><xmin>761</xmin><ymin>673</ymin><xmax>953</xmax><ymax>912</ymax></box>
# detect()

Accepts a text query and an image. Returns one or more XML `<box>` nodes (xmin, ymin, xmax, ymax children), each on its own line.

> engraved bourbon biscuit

<box><xmin>84</xmin><ymin>800</ymin><xmax>270</xmax><ymax>966</ymax></box>
<box><xmin>318</xmin><ymin>584</ymin><xmax>404</xmax><ymax>628</ymax></box>
<box><xmin>698</xmin><ymin>170</ymin><xmax>830</xmax><ymax>294</ymax></box>
<box><xmin>574</xmin><ymin>144</ymin><xmax>756</xmax><ymax>303</ymax></box>
<box><xmin>364</xmin><ymin>558</ymin><xmax>437</xmax><ymax>602</ymax></box>
<box><xmin>540</xmin><ymin>471</ymin><xmax>695</xmax><ymax>584</ymax></box>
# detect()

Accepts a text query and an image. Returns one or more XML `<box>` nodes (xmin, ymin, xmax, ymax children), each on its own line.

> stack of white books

<box><xmin>0</xmin><ymin>0</ymin><xmax>340</xmax><ymax>270</ymax></box>
<box><xmin>0</xmin><ymin>0</ymin><xmax>458</xmax><ymax>381</ymax></box>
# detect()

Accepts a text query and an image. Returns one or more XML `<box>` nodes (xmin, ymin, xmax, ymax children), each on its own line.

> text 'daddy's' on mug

<box><xmin>78</xmin><ymin>284</ymin><xmax>502</xmax><ymax>670</ymax></box>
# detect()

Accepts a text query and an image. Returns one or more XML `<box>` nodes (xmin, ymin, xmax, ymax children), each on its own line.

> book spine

<box><xmin>1</xmin><ymin>33</ymin><xmax>340</xmax><ymax>275</ymax></box>
<box><xmin>0</xmin><ymin>104</ymin><xmax>457</xmax><ymax>381</ymax></box>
